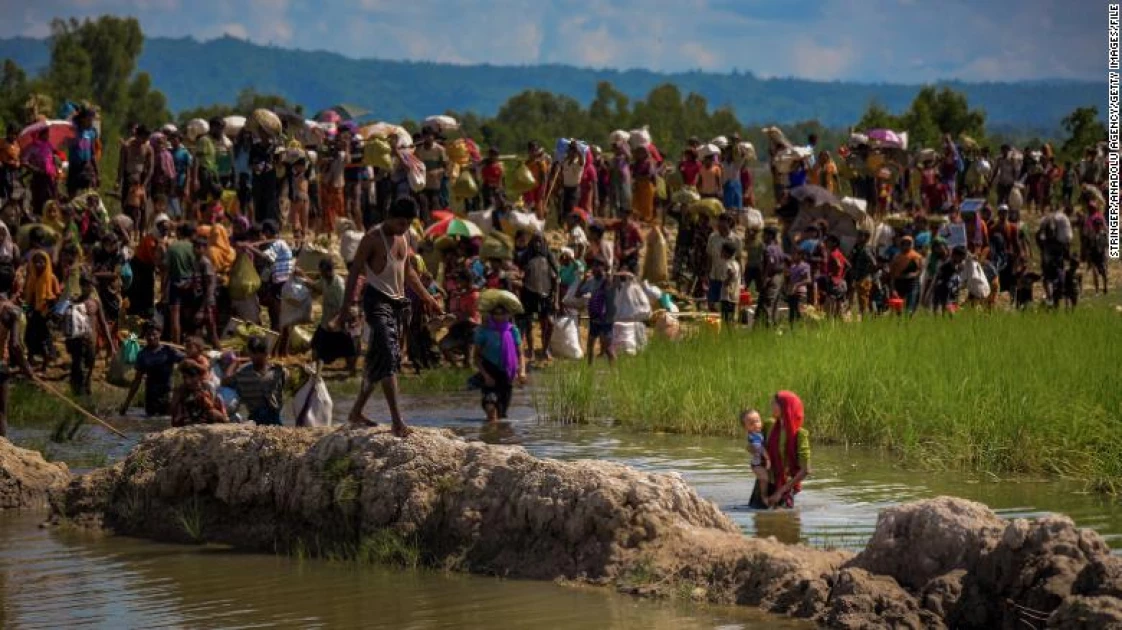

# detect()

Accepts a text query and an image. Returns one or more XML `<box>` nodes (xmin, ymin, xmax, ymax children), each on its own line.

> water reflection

<box><xmin>0</xmin><ymin>513</ymin><xmax>798</xmax><ymax>629</ymax></box>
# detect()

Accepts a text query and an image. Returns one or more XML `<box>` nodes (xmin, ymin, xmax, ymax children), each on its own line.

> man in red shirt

<box><xmin>614</xmin><ymin>210</ymin><xmax>644</xmax><ymax>274</ymax></box>
<box><xmin>678</xmin><ymin>147</ymin><xmax>701</xmax><ymax>188</ymax></box>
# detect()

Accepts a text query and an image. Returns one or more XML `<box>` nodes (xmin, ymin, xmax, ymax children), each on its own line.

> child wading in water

<box><xmin>742</xmin><ymin>409</ymin><xmax>769</xmax><ymax>489</ymax></box>
<box><xmin>473</xmin><ymin>304</ymin><xmax>527</xmax><ymax>423</ymax></box>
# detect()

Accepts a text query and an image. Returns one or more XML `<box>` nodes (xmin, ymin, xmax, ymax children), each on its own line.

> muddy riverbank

<box><xmin>47</xmin><ymin>426</ymin><xmax>1122</xmax><ymax>628</ymax></box>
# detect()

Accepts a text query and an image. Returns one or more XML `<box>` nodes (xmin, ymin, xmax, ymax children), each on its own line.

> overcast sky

<box><xmin>0</xmin><ymin>0</ymin><xmax>1105</xmax><ymax>82</ymax></box>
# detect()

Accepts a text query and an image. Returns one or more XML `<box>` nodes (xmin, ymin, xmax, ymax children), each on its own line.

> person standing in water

<box><xmin>749</xmin><ymin>391</ymin><xmax>811</xmax><ymax>510</ymax></box>
<box><xmin>337</xmin><ymin>197</ymin><xmax>441</xmax><ymax>436</ymax></box>
<box><xmin>0</xmin><ymin>291</ymin><xmax>34</xmax><ymax>438</ymax></box>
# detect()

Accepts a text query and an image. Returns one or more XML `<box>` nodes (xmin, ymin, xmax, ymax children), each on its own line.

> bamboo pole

<box><xmin>32</xmin><ymin>378</ymin><xmax>128</xmax><ymax>438</ymax></box>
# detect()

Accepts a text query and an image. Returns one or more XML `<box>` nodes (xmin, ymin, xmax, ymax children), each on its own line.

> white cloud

<box><xmin>790</xmin><ymin>36</ymin><xmax>857</xmax><ymax>80</ymax></box>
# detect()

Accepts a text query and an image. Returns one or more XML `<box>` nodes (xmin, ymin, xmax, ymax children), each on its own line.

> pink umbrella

<box><xmin>18</xmin><ymin>119</ymin><xmax>76</xmax><ymax>150</ymax></box>
<box><xmin>315</xmin><ymin>109</ymin><xmax>342</xmax><ymax>124</ymax></box>
<box><xmin>864</xmin><ymin>129</ymin><xmax>904</xmax><ymax>149</ymax></box>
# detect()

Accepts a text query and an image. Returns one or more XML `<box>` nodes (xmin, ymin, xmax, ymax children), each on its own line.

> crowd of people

<box><xmin>0</xmin><ymin>103</ymin><xmax>1113</xmax><ymax>449</ymax></box>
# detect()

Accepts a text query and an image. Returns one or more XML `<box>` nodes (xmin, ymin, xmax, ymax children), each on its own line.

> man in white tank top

<box><xmin>338</xmin><ymin>197</ymin><xmax>441</xmax><ymax>436</ymax></box>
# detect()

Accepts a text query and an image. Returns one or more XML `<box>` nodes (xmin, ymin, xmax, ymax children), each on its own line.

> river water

<box><xmin>2</xmin><ymin>387</ymin><xmax>1118</xmax><ymax>628</ymax></box>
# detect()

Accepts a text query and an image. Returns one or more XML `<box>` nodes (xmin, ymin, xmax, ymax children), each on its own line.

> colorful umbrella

<box><xmin>424</xmin><ymin>217</ymin><xmax>483</xmax><ymax>240</ymax></box>
<box><xmin>431</xmin><ymin>209</ymin><xmax>454</xmax><ymax>223</ymax></box>
<box><xmin>864</xmin><ymin>129</ymin><xmax>905</xmax><ymax>149</ymax></box>
<box><xmin>330</xmin><ymin>104</ymin><xmax>370</xmax><ymax>121</ymax></box>
<box><xmin>18</xmin><ymin>120</ymin><xmax>75</xmax><ymax>150</ymax></box>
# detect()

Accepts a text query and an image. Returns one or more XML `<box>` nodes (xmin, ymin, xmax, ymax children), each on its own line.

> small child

<box><xmin>719</xmin><ymin>242</ymin><xmax>741</xmax><ymax>323</ymax></box>
<box><xmin>741</xmin><ymin>409</ymin><xmax>769</xmax><ymax>488</ymax></box>
<box><xmin>786</xmin><ymin>250</ymin><xmax>811</xmax><ymax>325</ymax></box>
<box><xmin>558</xmin><ymin>247</ymin><xmax>585</xmax><ymax>302</ymax></box>
<box><xmin>1061</xmin><ymin>255</ymin><xmax>1082</xmax><ymax>310</ymax></box>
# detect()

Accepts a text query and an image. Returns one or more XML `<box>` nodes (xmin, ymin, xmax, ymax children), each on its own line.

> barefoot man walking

<box><xmin>337</xmin><ymin>197</ymin><xmax>441</xmax><ymax>435</ymax></box>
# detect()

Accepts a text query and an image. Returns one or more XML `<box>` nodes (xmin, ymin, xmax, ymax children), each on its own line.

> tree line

<box><xmin>0</xmin><ymin>16</ymin><xmax>1106</xmax><ymax>196</ymax></box>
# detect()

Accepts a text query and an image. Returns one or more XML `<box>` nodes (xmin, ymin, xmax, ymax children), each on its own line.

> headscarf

<box><xmin>487</xmin><ymin>314</ymin><xmax>519</xmax><ymax>381</ymax></box>
<box><xmin>765</xmin><ymin>390</ymin><xmax>805</xmax><ymax>494</ymax></box>
<box><xmin>0</xmin><ymin>223</ymin><xmax>13</xmax><ymax>260</ymax></box>
<box><xmin>23</xmin><ymin>250</ymin><xmax>61</xmax><ymax>314</ymax></box>
<box><xmin>42</xmin><ymin>201</ymin><xmax>65</xmax><ymax>234</ymax></box>
<box><xmin>207</xmin><ymin>223</ymin><xmax>236</xmax><ymax>275</ymax></box>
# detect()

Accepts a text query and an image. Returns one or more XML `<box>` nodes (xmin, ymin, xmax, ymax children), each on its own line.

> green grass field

<box><xmin>541</xmin><ymin>305</ymin><xmax>1122</xmax><ymax>492</ymax></box>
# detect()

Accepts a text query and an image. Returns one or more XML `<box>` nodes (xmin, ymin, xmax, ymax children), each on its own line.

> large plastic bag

<box><xmin>340</xmin><ymin>228</ymin><xmax>364</xmax><ymax>265</ymax></box>
<box><xmin>963</xmin><ymin>258</ymin><xmax>992</xmax><ymax>299</ymax></box>
<box><xmin>453</xmin><ymin>169</ymin><xmax>478</xmax><ymax>198</ymax></box>
<box><xmin>468</xmin><ymin>208</ymin><xmax>496</xmax><ymax>235</ymax></box>
<box><xmin>737</xmin><ymin>142</ymin><xmax>757</xmax><ymax>162</ymax></box>
<box><xmin>641</xmin><ymin>229</ymin><xmax>669</xmax><ymax>285</ymax></box>
<box><xmin>614</xmin><ymin>280</ymin><xmax>652</xmax><ymax>323</ymax></box>
<box><xmin>503</xmin><ymin>210</ymin><xmax>545</xmax><ymax>236</ymax></box>
<box><xmin>446</xmin><ymin>138</ymin><xmax>470</xmax><ymax>166</ymax></box>
<box><xmin>185</xmin><ymin>118</ymin><xmax>209</xmax><ymax>142</ymax></box>
<box><xmin>554</xmin><ymin>138</ymin><xmax>589</xmax><ymax>164</ymax></box>
<box><xmin>296</xmin><ymin>244</ymin><xmax>332</xmax><ymax>274</ymax></box>
<box><xmin>711</xmin><ymin>135</ymin><xmax>729</xmax><ymax>149</ymax></box>
<box><xmin>246</xmin><ymin>109</ymin><xmax>281</xmax><ymax>139</ymax></box>
<box><xmin>363</xmin><ymin>136</ymin><xmax>392</xmax><ymax>170</ymax></box>
<box><xmin>480</xmin><ymin>232</ymin><xmax>513</xmax><ymax>261</ymax></box>
<box><xmin>611</xmin><ymin>322</ymin><xmax>648</xmax><ymax>356</ymax></box>
<box><xmin>423</xmin><ymin>115</ymin><xmax>459</xmax><ymax>132</ymax></box>
<box><xmin>120</xmin><ymin>334</ymin><xmax>140</xmax><ymax>365</ymax></box>
<box><xmin>510</xmin><ymin>163</ymin><xmax>537</xmax><ymax>194</ymax></box>
<box><xmin>672</xmin><ymin>186</ymin><xmax>701</xmax><ymax>205</ymax></box>
<box><xmin>405</xmin><ymin>154</ymin><xmax>426</xmax><ymax>192</ymax></box>
<box><xmin>549</xmin><ymin>314</ymin><xmax>584</xmax><ymax>360</ymax></box>
<box><xmin>608</xmin><ymin>129</ymin><xmax>630</xmax><ymax>145</ymax></box>
<box><xmin>739</xmin><ymin>207</ymin><xmax>764</xmax><ymax>230</ymax></box>
<box><xmin>289</xmin><ymin>372</ymin><xmax>334</xmax><ymax>427</ymax></box>
<box><xmin>279</xmin><ymin>277</ymin><xmax>313</xmax><ymax>328</ymax></box>
<box><xmin>628</xmin><ymin>126</ymin><xmax>652</xmax><ymax>150</ymax></box>
<box><xmin>1008</xmin><ymin>183</ymin><xmax>1025</xmax><ymax>211</ymax></box>
<box><xmin>107</xmin><ymin>346</ymin><xmax>134</xmax><ymax>388</ymax></box>
<box><xmin>228</xmin><ymin>252</ymin><xmax>262</xmax><ymax>300</ymax></box>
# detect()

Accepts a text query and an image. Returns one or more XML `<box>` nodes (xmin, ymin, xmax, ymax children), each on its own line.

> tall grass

<box><xmin>542</xmin><ymin>306</ymin><xmax>1122</xmax><ymax>491</ymax></box>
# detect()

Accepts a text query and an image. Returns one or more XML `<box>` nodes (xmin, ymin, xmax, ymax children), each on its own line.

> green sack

<box><xmin>229</xmin><ymin>252</ymin><xmax>262</xmax><ymax>301</ymax></box>
<box><xmin>107</xmin><ymin>347</ymin><xmax>134</xmax><ymax>388</ymax></box>
<box><xmin>511</xmin><ymin>164</ymin><xmax>536</xmax><ymax>194</ymax></box>
<box><xmin>453</xmin><ymin>169</ymin><xmax>479</xmax><ymax>198</ymax></box>
<box><xmin>363</xmin><ymin>137</ymin><xmax>393</xmax><ymax>171</ymax></box>
<box><xmin>121</xmin><ymin>334</ymin><xmax>140</xmax><ymax>365</ymax></box>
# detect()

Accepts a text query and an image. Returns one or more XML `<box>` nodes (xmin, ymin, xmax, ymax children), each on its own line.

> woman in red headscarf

<box><xmin>750</xmin><ymin>390</ymin><xmax>811</xmax><ymax>509</ymax></box>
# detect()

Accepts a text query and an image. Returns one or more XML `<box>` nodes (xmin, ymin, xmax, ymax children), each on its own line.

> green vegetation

<box><xmin>541</xmin><ymin>306</ymin><xmax>1122</xmax><ymax>493</ymax></box>
<box><xmin>175</xmin><ymin>497</ymin><xmax>205</xmax><ymax>543</ymax></box>
<box><xmin>0</xmin><ymin>33</ymin><xmax>1100</xmax><ymax>132</ymax></box>
<box><xmin>287</xmin><ymin>529</ymin><xmax>422</xmax><ymax>569</ymax></box>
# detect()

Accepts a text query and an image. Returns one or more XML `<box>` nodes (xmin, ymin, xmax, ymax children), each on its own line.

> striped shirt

<box><xmin>224</xmin><ymin>363</ymin><xmax>286</xmax><ymax>414</ymax></box>
<box><xmin>264</xmin><ymin>240</ymin><xmax>293</xmax><ymax>283</ymax></box>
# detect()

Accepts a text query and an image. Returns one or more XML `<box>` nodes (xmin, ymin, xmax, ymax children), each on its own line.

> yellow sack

<box><xmin>453</xmin><ymin>169</ymin><xmax>479</xmax><ymax>198</ymax></box>
<box><xmin>641</xmin><ymin>228</ymin><xmax>669</xmax><ymax>285</ymax></box>
<box><xmin>363</xmin><ymin>136</ymin><xmax>393</xmax><ymax>171</ymax></box>
<box><xmin>220</xmin><ymin>189</ymin><xmax>240</xmax><ymax>216</ymax></box>
<box><xmin>229</xmin><ymin>252</ymin><xmax>262</xmax><ymax>300</ymax></box>
<box><xmin>672</xmin><ymin>186</ymin><xmax>701</xmax><ymax>205</ymax></box>
<box><xmin>655</xmin><ymin>175</ymin><xmax>668</xmax><ymax>200</ymax></box>
<box><xmin>511</xmin><ymin>163</ymin><xmax>536</xmax><ymax>194</ymax></box>
<box><xmin>688</xmin><ymin>198</ymin><xmax>725</xmax><ymax>218</ymax></box>
<box><xmin>447</xmin><ymin>139</ymin><xmax>470</xmax><ymax>167</ymax></box>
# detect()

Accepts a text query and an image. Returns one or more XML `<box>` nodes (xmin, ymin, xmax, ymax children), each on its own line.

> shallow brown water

<box><xmin>3</xmin><ymin>385</ymin><xmax>1118</xmax><ymax>628</ymax></box>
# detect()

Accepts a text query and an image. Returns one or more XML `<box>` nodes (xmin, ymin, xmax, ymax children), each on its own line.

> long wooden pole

<box><xmin>32</xmin><ymin>378</ymin><xmax>128</xmax><ymax>438</ymax></box>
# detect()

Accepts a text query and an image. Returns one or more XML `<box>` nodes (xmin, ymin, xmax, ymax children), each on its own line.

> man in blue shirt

<box><xmin>169</xmin><ymin>132</ymin><xmax>193</xmax><ymax>219</ymax></box>
<box><xmin>67</xmin><ymin>108</ymin><xmax>99</xmax><ymax>195</ymax></box>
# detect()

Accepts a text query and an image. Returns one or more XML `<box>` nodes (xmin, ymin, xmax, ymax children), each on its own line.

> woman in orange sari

<box><xmin>809</xmin><ymin>151</ymin><xmax>839</xmax><ymax>194</ymax></box>
<box><xmin>207</xmin><ymin>222</ymin><xmax>236</xmax><ymax>277</ymax></box>
<box><xmin>22</xmin><ymin>250</ymin><xmax>61</xmax><ymax>370</ymax></box>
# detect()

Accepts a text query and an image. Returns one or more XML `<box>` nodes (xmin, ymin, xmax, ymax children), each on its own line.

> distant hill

<box><xmin>0</xmin><ymin>35</ymin><xmax>1101</xmax><ymax>131</ymax></box>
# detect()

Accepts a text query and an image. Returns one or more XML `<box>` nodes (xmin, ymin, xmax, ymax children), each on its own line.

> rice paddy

<box><xmin>541</xmin><ymin>305</ymin><xmax>1122</xmax><ymax>492</ymax></box>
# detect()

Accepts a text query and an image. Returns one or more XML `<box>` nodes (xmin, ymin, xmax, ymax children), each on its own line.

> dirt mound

<box><xmin>0</xmin><ymin>438</ymin><xmax>70</xmax><ymax>510</ymax></box>
<box><xmin>1046</xmin><ymin>596</ymin><xmax>1122</xmax><ymax>629</ymax></box>
<box><xmin>850</xmin><ymin>496</ymin><xmax>1005</xmax><ymax>590</ymax></box>
<box><xmin>50</xmin><ymin>426</ymin><xmax>1122</xmax><ymax>629</ymax></box>
<box><xmin>52</xmin><ymin>425</ymin><xmax>735</xmax><ymax>579</ymax></box>
<box><xmin>950</xmin><ymin>516</ymin><xmax>1116</xmax><ymax>628</ymax></box>
<box><xmin>822</xmin><ymin>568</ymin><xmax>934</xmax><ymax>629</ymax></box>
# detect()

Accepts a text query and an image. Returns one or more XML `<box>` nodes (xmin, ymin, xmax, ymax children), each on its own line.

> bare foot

<box><xmin>347</xmin><ymin>411</ymin><xmax>377</xmax><ymax>428</ymax></box>
<box><xmin>390</xmin><ymin>421</ymin><xmax>412</xmax><ymax>438</ymax></box>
